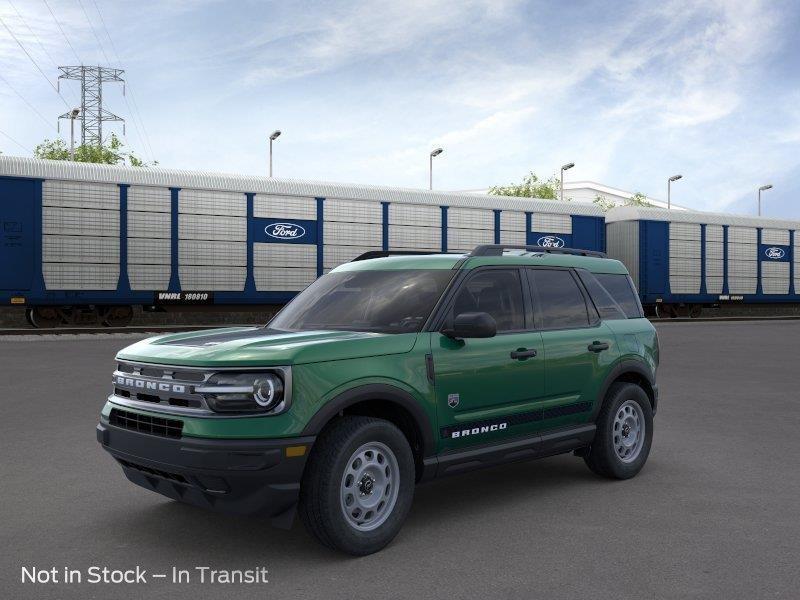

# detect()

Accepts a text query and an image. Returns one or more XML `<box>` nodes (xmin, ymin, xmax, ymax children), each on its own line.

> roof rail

<box><xmin>469</xmin><ymin>244</ymin><xmax>607</xmax><ymax>258</ymax></box>
<box><xmin>350</xmin><ymin>250</ymin><xmax>448</xmax><ymax>262</ymax></box>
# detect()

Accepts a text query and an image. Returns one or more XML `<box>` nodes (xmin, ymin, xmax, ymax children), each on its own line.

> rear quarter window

<box><xmin>591</xmin><ymin>272</ymin><xmax>644</xmax><ymax>319</ymax></box>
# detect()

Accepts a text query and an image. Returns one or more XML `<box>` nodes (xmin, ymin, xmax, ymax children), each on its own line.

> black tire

<box><xmin>584</xmin><ymin>382</ymin><xmax>653</xmax><ymax>479</ymax></box>
<box><xmin>299</xmin><ymin>416</ymin><xmax>415</xmax><ymax>556</ymax></box>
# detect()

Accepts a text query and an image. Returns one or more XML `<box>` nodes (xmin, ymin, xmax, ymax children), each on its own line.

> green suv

<box><xmin>97</xmin><ymin>245</ymin><xmax>659</xmax><ymax>555</ymax></box>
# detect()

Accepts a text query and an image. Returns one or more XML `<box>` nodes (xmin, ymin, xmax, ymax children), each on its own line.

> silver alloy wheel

<box><xmin>613</xmin><ymin>400</ymin><xmax>645</xmax><ymax>463</ymax></box>
<box><xmin>340</xmin><ymin>441</ymin><xmax>400</xmax><ymax>532</ymax></box>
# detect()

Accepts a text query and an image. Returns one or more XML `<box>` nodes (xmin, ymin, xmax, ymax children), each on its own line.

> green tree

<box><xmin>33</xmin><ymin>133</ymin><xmax>156</xmax><ymax>166</ymax></box>
<box><xmin>489</xmin><ymin>172</ymin><xmax>563</xmax><ymax>200</ymax></box>
<box><xmin>592</xmin><ymin>194</ymin><xmax>617</xmax><ymax>211</ymax></box>
<box><xmin>592</xmin><ymin>191</ymin><xmax>653</xmax><ymax>212</ymax></box>
<box><xmin>627</xmin><ymin>191</ymin><xmax>652</xmax><ymax>206</ymax></box>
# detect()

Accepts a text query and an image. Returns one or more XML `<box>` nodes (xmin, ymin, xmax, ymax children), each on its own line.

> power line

<box><xmin>0</xmin><ymin>14</ymin><xmax>70</xmax><ymax>108</ymax></box>
<box><xmin>76</xmin><ymin>0</ymin><xmax>111</xmax><ymax>65</ymax></box>
<box><xmin>89</xmin><ymin>0</ymin><xmax>156</xmax><ymax>162</ymax></box>
<box><xmin>0</xmin><ymin>72</ymin><xmax>58</xmax><ymax>131</ymax></box>
<box><xmin>6</xmin><ymin>0</ymin><xmax>81</xmax><ymax>106</ymax></box>
<box><xmin>0</xmin><ymin>127</ymin><xmax>32</xmax><ymax>153</ymax></box>
<box><xmin>123</xmin><ymin>87</ymin><xmax>155</xmax><ymax>162</ymax></box>
<box><xmin>43</xmin><ymin>0</ymin><xmax>83</xmax><ymax>65</ymax></box>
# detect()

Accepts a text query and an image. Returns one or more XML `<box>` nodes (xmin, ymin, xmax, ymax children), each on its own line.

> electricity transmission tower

<box><xmin>57</xmin><ymin>66</ymin><xmax>125</xmax><ymax>146</ymax></box>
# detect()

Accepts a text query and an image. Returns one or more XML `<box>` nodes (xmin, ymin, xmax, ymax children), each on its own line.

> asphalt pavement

<box><xmin>1</xmin><ymin>321</ymin><xmax>799</xmax><ymax>599</ymax></box>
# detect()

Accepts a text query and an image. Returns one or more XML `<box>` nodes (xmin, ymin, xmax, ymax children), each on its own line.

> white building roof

<box><xmin>606</xmin><ymin>205</ymin><xmax>800</xmax><ymax>230</ymax></box>
<box><xmin>453</xmin><ymin>181</ymin><xmax>689</xmax><ymax>210</ymax></box>
<box><xmin>562</xmin><ymin>181</ymin><xmax>688</xmax><ymax>210</ymax></box>
<box><xmin>0</xmin><ymin>156</ymin><xmax>604</xmax><ymax>217</ymax></box>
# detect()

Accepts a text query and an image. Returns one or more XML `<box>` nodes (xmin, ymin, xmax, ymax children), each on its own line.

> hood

<box><xmin>116</xmin><ymin>326</ymin><xmax>419</xmax><ymax>367</ymax></box>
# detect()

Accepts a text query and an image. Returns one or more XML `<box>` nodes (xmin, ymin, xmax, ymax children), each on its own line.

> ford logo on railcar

<box><xmin>265</xmin><ymin>222</ymin><xmax>305</xmax><ymax>239</ymax></box>
<box><xmin>537</xmin><ymin>235</ymin><xmax>566</xmax><ymax>248</ymax></box>
<box><xmin>765</xmin><ymin>247</ymin><xmax>785</xmax><ymax>259</ymax></box>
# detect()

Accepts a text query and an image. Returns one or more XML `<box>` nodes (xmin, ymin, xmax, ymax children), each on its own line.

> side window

<box><xmin>594</xmin><ymin>273</ymin><xmax>644</xmax><ymax>319</ymax></box>
<box><xmin>529</xmin><ymin>269</ymin><xmax>590</xmax><ymax>329</ymax></box>
<box><xmin>449</xmin><ymin>269</ymin><xmax>525</xmax><ymax>332</ymax></box>
<box><xmin>577</xmin><ymin>270</ymin><xmax>627</xmax><ymax>320</ymax></box>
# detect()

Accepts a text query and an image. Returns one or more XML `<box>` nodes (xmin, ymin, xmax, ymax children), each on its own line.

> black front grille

<box><xmin>109</xmin><ymin>408</ymin><xmax>183</xmax><ymax>439</ymax></box>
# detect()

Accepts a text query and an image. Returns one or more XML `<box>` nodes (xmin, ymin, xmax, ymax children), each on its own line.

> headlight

<box><xmin>198</xmin><ymin>372</ymin><xmax>286</xmax><ymax>414</ymax></box>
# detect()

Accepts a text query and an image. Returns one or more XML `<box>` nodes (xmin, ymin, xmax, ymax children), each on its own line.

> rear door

<box><xmin>526</xmin><ymin>268</ymin><xmax>619</xmax><ymax>430</ymax></box>
<box><xmin>431</xmin><ymin>267</ymin><xmax>545</xmax><ymax>451</ymax></box>
<box><xmin>0</xmin><ymin>178</ymin><xmax>36</xmax><ymax>290</ymax></box>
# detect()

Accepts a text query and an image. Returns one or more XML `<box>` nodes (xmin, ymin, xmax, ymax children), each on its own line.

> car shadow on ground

<box><xmin>96</xmin><ymin>454</ymin><xmax>608</xmax><ymax>562</ymax></box>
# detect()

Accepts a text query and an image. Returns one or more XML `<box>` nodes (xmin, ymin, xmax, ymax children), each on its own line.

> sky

<box><xmin>1</xmin><ymin>0</ymin><xmax>799</xmax><ymax>217</ymax></box>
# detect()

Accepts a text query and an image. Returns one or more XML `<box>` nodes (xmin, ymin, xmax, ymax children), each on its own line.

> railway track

<box><xmin>3</xmin><ymin>315</ymin><xmax>800</xmax><ymax>336</ymax></box>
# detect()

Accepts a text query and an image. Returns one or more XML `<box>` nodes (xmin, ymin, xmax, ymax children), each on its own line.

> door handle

<box><xmin>510</xmin><ymin>348</ymin><xmax>538</xmax><ymax>360</ymax></box>
<box><xmin>588</xmin><ymin>341</ymin><xmax>609</xmax><ymax>353</ymax></box>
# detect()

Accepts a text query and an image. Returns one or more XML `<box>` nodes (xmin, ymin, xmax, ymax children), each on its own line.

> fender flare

<box><xmin>301</xmin><ymin>383</ymin><xmax>436</xmax><ymax>457</ymax></box>
<box><xmin>592</xmin><ymin>359</ymin><xmax>657</xmax><ymax>419</ymax></box>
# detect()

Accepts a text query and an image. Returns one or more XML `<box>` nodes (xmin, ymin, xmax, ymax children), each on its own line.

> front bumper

<box><xmin>97</xmin><ymin>420</ymin><xmax>314</xmax><ymax>528</ymax></box>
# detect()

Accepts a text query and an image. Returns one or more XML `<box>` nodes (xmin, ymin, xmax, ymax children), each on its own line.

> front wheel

<box><xmin>299</xmin><ymin>416</ymin><xmax>415</xmax><ymax>555</ymax></box>
<box><xmin>584</xmin><ymin>383</ymin><xmax>653</xmax><ymax>479</ymax></box>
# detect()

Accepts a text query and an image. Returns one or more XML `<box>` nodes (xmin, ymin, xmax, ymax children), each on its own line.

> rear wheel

<box><xmin>584</xmin><ymin>383</ymin><xmax>653</xmax><ymax>479</ymax></box>
<box><xmin>299</xmin><ymin>416</ymin><xmax>415</xmax><ymax>555</ymax></box>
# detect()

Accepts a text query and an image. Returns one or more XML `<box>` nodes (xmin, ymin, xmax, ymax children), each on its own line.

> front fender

<box><xmin>300</xmin><ymin>382</ymin><xmax>436</xmax><ymax>457</ymax></box>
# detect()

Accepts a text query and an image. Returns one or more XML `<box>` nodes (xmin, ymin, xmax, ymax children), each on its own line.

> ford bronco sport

<box><xmin>97</xmin><ymin>245</ymin><xmax>659</xmax><ymax>555</ymax></box>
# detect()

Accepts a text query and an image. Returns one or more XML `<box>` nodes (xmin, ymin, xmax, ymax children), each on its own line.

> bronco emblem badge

<box><xmin>447</xmin><ymin>393</ymin><xmax>460</xmax><ymax>408</ymax></box>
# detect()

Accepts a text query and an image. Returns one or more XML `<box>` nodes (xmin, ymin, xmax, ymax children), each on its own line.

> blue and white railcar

<box><xmin>606</xmin><ymin>206</ymin><xmax>800</xmax><ymax>317</ymax></box>
<box><xmin>0</xmin><ymin>156</ymin><xmax>605</xmax><ymax>326</ymax></box>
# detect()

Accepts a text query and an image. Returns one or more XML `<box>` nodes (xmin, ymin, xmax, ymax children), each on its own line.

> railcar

<box><xmin>606</xmin><ymin>206</ymin><xmax>800</xmax><ymax>317</ymax></box>
<box><xmin>0</xmin><ymin>157</ymin><xmax>605</xmax><ymax>327</ymax></box>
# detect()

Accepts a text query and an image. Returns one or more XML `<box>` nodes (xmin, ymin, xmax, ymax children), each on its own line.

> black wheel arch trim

<box><xmin>301</xmin><ymin>383</ymin><xmax>436</xmax><ymax>457</ymax></box>
<box><xmin>593</xmin><ymin>359</ymin><xmax>657</xmax><ymax>419</ymax></box>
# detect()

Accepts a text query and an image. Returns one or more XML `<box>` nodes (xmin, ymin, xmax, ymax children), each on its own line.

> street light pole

<box><xmin>429</xmin><ymin>148</ymin><xmax>443</xmax><ymax>190</ymax></box>
<box><xmin>269</xmin><ymin>130</ymin><xmax>281</xmax><ymax>177</ymax></box>
<box><xmin>560</xmin><ymin>162</ymin><xmax>575</xmax><ymax>201</ymax></box>
<box><xmin>69</xmin><ymin>108</ymin><xmax>80</xmax><ymax>161</ymax></box>
<box><xmin>758</xmin><ymin>184</ymin><xmax>773</xmax><ymax>216</ymax></box>
<box><xmin>667</xmin><ymin>174</ymin><xmax>683</xmax><ymax>209</ymax></box>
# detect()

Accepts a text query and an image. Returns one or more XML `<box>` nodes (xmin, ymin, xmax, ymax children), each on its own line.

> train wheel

<box><xmin>101</xmin><ymin>306</ymin><xmax>134</xmax><ymax>327</ymax></box>
<box><xmin>689</xmin><ymin>304</ymin><xmax>703</xmax><ymax>318</ymax></box>
<box><xmin>675</xmin><ymin>304</ymin><xmax>691</xmax><ymax>318</ymax></box>
<box><xmin>25</xmin><ymin>308</ymin><xmax>35</xmax><ymax>327</ymax></box>
<box><xmin>28</xmin><ymin>307</ymin><xmax>62</xmax><ymax>328</ymax></box>
<box><xmin>660</xmin><ymin>304</ymin><xmax>678</xmax><ymax>318</ymax></box>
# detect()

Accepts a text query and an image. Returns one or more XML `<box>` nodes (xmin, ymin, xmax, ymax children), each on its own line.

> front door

<box><xmin>431</xmin><ymin>268</ymin><xmax>545</xmax><ymax>451</ymax></box>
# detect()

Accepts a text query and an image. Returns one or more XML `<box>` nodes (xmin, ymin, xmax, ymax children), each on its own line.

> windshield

<box><xmin>268</xmin><ymin>269</ymin><xmax>455</xmax><ymax>333</ymax></box>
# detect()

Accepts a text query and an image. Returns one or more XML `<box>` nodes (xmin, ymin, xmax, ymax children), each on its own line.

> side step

<box><xmin>422</xmin><ymin>424</ymin><xmax>596</xmax><ymax>480</ymax></box>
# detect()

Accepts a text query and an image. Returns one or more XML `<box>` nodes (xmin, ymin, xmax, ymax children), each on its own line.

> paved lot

<box><xmin>1</xmin><ymin>321</ymin><xmax>799</xmax><ymax>599</ymax></box>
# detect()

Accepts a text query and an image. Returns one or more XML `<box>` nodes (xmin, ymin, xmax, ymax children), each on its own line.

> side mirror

<box><xmin>442</xmin><ymin>312</ymin><xmax>497</xmax><ymax>339</ymax></box>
